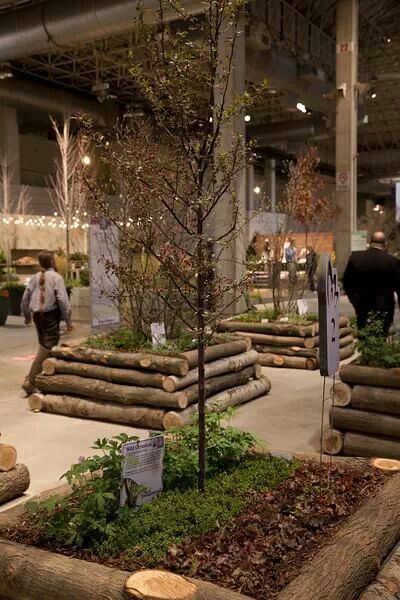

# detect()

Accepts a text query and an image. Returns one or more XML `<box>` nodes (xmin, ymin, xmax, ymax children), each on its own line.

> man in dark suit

<box><xmin>343</xmin><ymin>231</ymin><xmax>400</xmax><ymax>336</ymax></box>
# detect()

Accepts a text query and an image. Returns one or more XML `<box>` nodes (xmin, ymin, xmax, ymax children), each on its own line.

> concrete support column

<box><xmin>247</xmin><ymin>163</ymin><xmax>255</xmax><ymax>213</ymax></box>
<box><xmin>213</xmin><ymin>11</ymin><xmax>246</xmax><ymax>313</ymax></box>
<box><xmin>264</xmin><ymin>158</ymin><xmax>277</xmax><ymax>231</ymax></box>
<box><xmin>335</xmin><ymin>0</ymin><xmax>358</xmax><ymax>274</ymax></box>
<box><xmin>0</xmin><ymin>106</ymin><xmax>20</xmax><ymax>187</ymax></box>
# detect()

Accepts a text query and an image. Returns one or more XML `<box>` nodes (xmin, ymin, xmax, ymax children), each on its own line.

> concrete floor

<box><xmin>0</xmin><ymin>299</ymin><xmax>358</xmax><ymax>508</ymax></box>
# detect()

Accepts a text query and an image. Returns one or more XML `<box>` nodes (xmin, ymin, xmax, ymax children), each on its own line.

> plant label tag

<box><xmin>151</xmin><ymin>322</ymin><xmax>166</xmax><ymax>347</ymax></box>
<box><xmin>120</xmin><ymin>436</ymin><xmax>165</xmax><ymax>508</ymax></box>
<box><xmin>297</xmin><ymin>299</ymin><xmax>308</xmax><ymax>315</ymax></box>
<box><xmin>318</xmin><ymin>253</ymin><xmax>340</xmax><ymax>377</ymax></box>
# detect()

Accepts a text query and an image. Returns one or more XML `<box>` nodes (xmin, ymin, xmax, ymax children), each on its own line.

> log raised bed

<box><xmin>325</xmin><ymin>364</ymin><xmax>400</xmax><ymax>460</ymax></box>
<box><xmin>32</xmin><ymin>342</ymin><xmax>270</xmax><ymax>430</ymax></box>
<box><xmin>218</xmin><ymin>316</ymin><xmax>355</xmax><ymax>370</ymax></box>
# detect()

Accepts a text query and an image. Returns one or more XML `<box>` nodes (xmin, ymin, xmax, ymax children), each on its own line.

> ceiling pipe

<box><xmin>248</xmin><ymin>118</ymin><xmax>330</xmax><ymax>145</ymax></box>
<box><xmin>0</xmin><ymin>0</ymin><xmax>203</xmax><ymax>62</ymax></box>
<box><xmin>0</xmin><ymin>78</ymin><xmax>118</xmax><ymax>126</ymax></box>
<box><xmin>358</xmin><ymin>149</ymin><xmax>400</xmax><ymax>170</ymax></box>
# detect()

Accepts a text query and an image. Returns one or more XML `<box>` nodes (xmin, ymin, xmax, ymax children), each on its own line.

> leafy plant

<box><xmin>236</xmin><ymin>309</ymin><xmax>318</xmax><ymax>324</ymax></box>
<box><xmin>357</xmin><ymin>313</ymin><xmax>400</xmax><ymax>368</ymax></box>
<box><xmin>79</xmin><ymin>268</ymin><xmax>89</xmax><ymax>287</ymax></box>
<box><xmin>0</xmin><ymin>281</ymin><xmax>25</xmax><ymax>294</ymax></box>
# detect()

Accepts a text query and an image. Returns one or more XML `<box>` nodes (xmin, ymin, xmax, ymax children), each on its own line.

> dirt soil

<box><xmin>3</xmin><ymin>461</ymin><xmax>384</xmax><ymax>600</ymax></box>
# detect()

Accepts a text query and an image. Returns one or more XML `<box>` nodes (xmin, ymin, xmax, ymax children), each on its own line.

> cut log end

<box><xmin>0</xmin><ymin>444</ymin><xmax>17</xmax><ymax>472</ymax></box>
<box><xmin>28</xmin><ymin>393</ymin><xmax>44</xmax><ymax>412</ymax></box>
<box><xmin>331</xmin><ymin>381</ymin><xmax>352</xmax><ymax>407</ymax></box>
<box><xmin>322</xmin><ymin>429</ymin><xmax>344</xmax><ymax>455</ymax></box>
<box><xmin>125</xmin><ymin>570</ymin><xmax>197</xmax><ymax>600</ymax></box>
<box><xmin>42</xmin><ymin>358</ymin><xmax>56</xmax><ymax>376</ymax></box>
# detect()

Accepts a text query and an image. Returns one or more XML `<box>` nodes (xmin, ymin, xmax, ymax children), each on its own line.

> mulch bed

<box><xmin>164</xmin><ymin>462</ymin><xmax>384</xmax><ymax>599</ymax></box>
<box><xmin>3</xmin><ymin>461</ymin><xmax>384</xmax><ymax>599</ymax></box>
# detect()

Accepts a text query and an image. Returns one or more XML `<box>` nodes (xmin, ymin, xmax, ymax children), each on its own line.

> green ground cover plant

<box><xmin>236</xmin><ymin>308</ymin><xmax>318</xmax><ymax>324</ymax></box>
<box><xmin>25</xmin><ymin>413</ymin><xmax>294</xmax><ymax>564</ymax></box>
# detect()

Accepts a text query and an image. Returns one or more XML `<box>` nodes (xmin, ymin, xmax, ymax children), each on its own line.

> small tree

<box><xmin>267</xmin><ymin>147</ymin><xmax>334</xmax><ymax>313</ymax></box>
<box><xmin>85</xmin><ymin>0</ymin><xmax>265</xmax><ymax>491</ymax></box>
<box><xmin>49</xmin><ymin>117</ymin><xmax>89</xmax><ymax>277</ymax></box>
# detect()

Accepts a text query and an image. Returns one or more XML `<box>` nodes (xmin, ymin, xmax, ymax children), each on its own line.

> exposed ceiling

<box><xmin>1</xmin><ymin>0</ymin><xmax>400</xmax><ymax>179</ymax></box>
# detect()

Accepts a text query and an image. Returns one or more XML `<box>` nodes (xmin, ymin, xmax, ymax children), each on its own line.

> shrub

<box><xmin>357</xmin><ymin>314</ymin><xmax>400</xmax><ymax>368</ymax></box>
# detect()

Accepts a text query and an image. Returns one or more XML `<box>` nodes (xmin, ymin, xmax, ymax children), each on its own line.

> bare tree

<box><xmin>48</xmin><ymin>117</ymin><xmax>88</xmax><ymax>278</ymax></box>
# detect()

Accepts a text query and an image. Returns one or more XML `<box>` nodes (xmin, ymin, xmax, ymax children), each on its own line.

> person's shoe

<box><xmin>22</xmin><ymin>379</ymin><xmax>38</xmax><ymax>396</ymax></box>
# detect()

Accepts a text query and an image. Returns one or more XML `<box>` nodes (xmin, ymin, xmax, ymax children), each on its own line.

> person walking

<box><xmin>343</xmin><ymin>231</ymin><xmax>400</xmax><ymax>336</ymax></box>
<box><xmin>305</xmin><ymin>246</ymin><xmax>318</xmax><ymax>292</ymax></box>
<box><xmin>285</xmin><ymin>238</ymin><xmax>298</xmax><ymax>289</ymax></box>
<box><xmin>21</xmin><ymin>250</ymin><xmax>72</xmax><ymax>394</ymax></box>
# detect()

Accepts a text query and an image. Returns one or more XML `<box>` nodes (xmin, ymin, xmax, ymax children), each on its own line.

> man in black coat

<box><xmin>343</xmin><ymin>231</ymin><xmax>400</xmax><ymax>336</ymax></box>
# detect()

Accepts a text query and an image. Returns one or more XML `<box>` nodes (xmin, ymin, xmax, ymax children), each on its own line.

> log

<box><xmin>42</xmin><ymin>358</ymin><xmax>167</xmax><ymax>389</ymax></box>
<box><xmin>343</xmin><ymin>432</ymin><xmax>400</xmax><ymax>460</ymax></box>
<box><xmin>322</xmin><ymin>429</ymin><xmax>344</xmax><ymax>455</ymax></box>
<box><xmin>218</xmin><ymin>319</ymin><xmax>317</xmax><ymax>337</ymax></box>
<box><xmin>339</xmin><ymin>326</ymin><xmax>355</xmax><ymax>338</ymax></box>
<box><xmin>0</xmin><ymin>538</ymin><xmax>131</xmax><ymax>600</ymax></box>
<box><xmin>0</xmin><ymin>464</ymin><xmax>30</xmax><ymax>505</ymax></box>
<box><xmin>340</xmin><ymin>364</ymin><xmax>400</xmax><ymax>389</ymax></box>
<box><xmin>35</xmin><ymin>374</ymin><xmax>188</xmax><ymax>409</ymax></box>
<box><xmin>181</xmin><ymin>339</ymin><xmax>251</xmax><ymax>369</ymax></box>
<box><xmin>51</xmin><ymin>346</ymin><xmax>189</xmax><ymax>377</ymax></box>
<box><xmin>257</xmin><ymin>353</ymin><xmax>317</xmax><ymax>370</ymax></box>
<box><xmin>0</xmin><ymin>444</ymin><xmax>17</xmax><ymax>472</ymax></box>
<box><xmin>339</xmin><ymin>342</ymin><xmax>356</xmax><ymax>361</ymax></box>
<box><xmin>276</xmin><ymin>472</ymin><xmax>400</xmax><ymax>600</ymax></box>
<box><xmin>162</xmin><ymin>350</ymin><xmax>259</xmax><ymax>392</ymax></box>
<box><xmin>340</xmin><ymin>334</ymin><xmax>355</xmax><ymax>348</ymax></box>
<box><xmin>359</xmin><ymin>541</ymin><xmax>400</xmax><ymax>600</ymax></box>
<box><xmin>183</xmin><ymin>365</ymin><xmax>259</xmax><ymax>405</ymax></box>
<box><xmin>235</xmin><ymin>331</ymin><xmax>319</xmax><ymax>348</ymax></box>
<box><xmin>351</xmin><ymin>385</ymin><xmax>400</xmax><ymax>416</ymax></box>
<box><xmin>29</xmin><ymin>394</ymin><xmax>166</xmax><ymax>430</ymax></box>
<box><xmin>164</xmin><ymin>377</ymin><xmax>271</xmax><ymax>429</ymax></box>
<box><xmin>254</xmin><ymin>344</ymin><xmax>318</xmax><ymax>358</ymax></box>
<box><xmin>330</xmin><ymin>406</ymin><xmax>400</xmax><ymax>439</ymax></box>
<box><xmin>330</xmin><ymin>381</ymin><xmax>352</xmax><ymax>407</ymax></box>
<box><xmin>125</xmin><ymin>569</ymin><xmax>252</xmax><ymax>600</ymax></box>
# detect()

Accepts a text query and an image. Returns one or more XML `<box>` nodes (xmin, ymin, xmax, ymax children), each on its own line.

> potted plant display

<box><xmin>0</xmin><ymin>288</ymin><xmax>10</xmax><ymax>326</ymax></box>
<box><xmin>1</xmin><ymin>281</ymin><xmax>26</xmax><ymax>316</ymax></box>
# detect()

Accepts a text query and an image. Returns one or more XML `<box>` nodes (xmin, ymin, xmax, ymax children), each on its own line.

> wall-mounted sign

<box><xmin>351</xmin><ymin>231</ymin><xmax>367</xmax><ymax>252</ymax></box>
<box><xmin>336</xmin><ymin>170</ymin><xmax>351</xmax><ymax>191</ymax></box>
<box><xmin>318</xmin><ymin>253</ymin><xmax>340</xmax><ymax>377</ymax></box>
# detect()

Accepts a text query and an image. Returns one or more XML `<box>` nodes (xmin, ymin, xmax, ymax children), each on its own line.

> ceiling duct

<box><xmin>249</xmin><ymin>118</ymin><xmax>329</xmax><ymax>146</ymax></box>
<box><xmin>358</xmin><ymin>149</ymin><xmax>400</xmax><ymax>171</ymax></box>
<box><xmin>0</xmin><ymin>0</ymin><xmax>203</xmax><ymax>62</ymax></box>
<box><xmin>0</xmin><ymin>78</ymin><xmax>118</xmax><ymax>126</ymax></box>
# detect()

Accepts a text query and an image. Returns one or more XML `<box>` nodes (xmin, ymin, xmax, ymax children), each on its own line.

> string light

<box><xmin>244</xmin><ymin>114</ymin><xmax>251</xmax><ymax>122</ymax></box>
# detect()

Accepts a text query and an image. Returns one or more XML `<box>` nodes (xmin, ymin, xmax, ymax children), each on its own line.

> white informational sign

<box><xmin>351</xmin><ymin>231</ymin><xmax>368</xmax><ymax>252</ymax></box>
<box><xmin>120</xmin><ymin>436</ymin><xmax>165</xmax><ymax>508</ymax></box>
<box><xmin>318</xmin><ymin>254</ymin><xmax>340</xmax><ymax>377</ymax></box>
<box><xmin>89</xmin><ymin>218</ymin><xmax>120</xmax><ymax>331</ymax></box>
<box><xmin>297</xmin><ymin>299</ymin><xmax>308</xmax><ymax>316</ymax></box>
<box><xmin>396</xmin><ymin>182</ymin><xmax>400</xmax><ymax>224</ymax></box>
<box><xmin>336</xmin><ymin>170</ymin><xmax>351</xmax><ymax>191</ymax></box>
<box><xmin>151</xmin><ymin>322</ymin><xmax>166</xmax><ymax>347</ymax></box>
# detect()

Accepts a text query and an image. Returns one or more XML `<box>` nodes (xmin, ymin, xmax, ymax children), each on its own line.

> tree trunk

<box><xmin>234</xmin><ymin>331</ymin><xmax>318</xmax><ymax>348</ymax></box>
<box><xmin>322</xmin><ymin>429</ymin><xmax>344</xmax><ymax>455</ymax></box>
<box><xmin>218</xmin><ymin>319</ymin><xmax>317</xmax><ymax>337</ymax></box>
<box><xmin>181</xmin><ymin>339</ymin><xmax>251</xmax><ymax>369</ymax></box>
<box><xmin>340</xmin><ymin>364</ymin><xmax>400</xmax><ymax>389</ymax></box>
<box><xmin>330</xmin><ymin>406</ymin><xmax>400</xmax><ymax>439</ymax></box>
<box><xmin>164</xmin><ymin>377</ymin><xmax>271</xmax><ymax>429</ymax></box>
<box><xmin>29</xmin><ymin>393</ymin><xmax>166</xmax><ymax>430</ymax></box>
<box><xmin>35</xmin><ymin>374</ymin><xmax>188</xmax><ymax>409</ymax></box>
<box><xmin>254</xmin><ymin>344</ymin><xmax>318</xmax><ymax>358</ymax></box>
<box><xmin>276</xmin><ymin>473</ymin><xmax>400</xmax><ymax>600</ymax></box>
<box><xmin>125</xmin><ymin>569</ymin><xmax>252</xmax><ymax>600</ymax></box>
<box><xmin>0</xmin><ymin>538</ymin><xmax>131</xmax><ymax>600</ymax></box>
<box><xmin>0</xmin><ymin>464</ymin><xmax>30</xmax><ymax>505</ymax></box>
<box><xmin>51</xmin><ymin>346</ymin><xmax>189</xmax><ymax>377</ymax></box>
<box><xmin>42</xmin><ymin>358</ymin><xmax>168</xmax><ymax>388</ymax></box>
<box><xmin>183</xmin><ymin>366</ymin><xmax>259</xmax><ymax>405</ymax></box>
<box><xmin>162</xmin><ymin>350</ymin><xmax>259</xmax><ymax>392</ymax></box>
<box><xmin>0</xmin><ymin>444</ymin><xmax>17</xmax><ymax>472</ymax></box>
<box><xmin>343</xmin><ymin>431</ymin><xmax>400</xmax><ymax>460</ymax></box>
<box><xmin>351</xmin><ymin>385</ymin><xmax>400</xmax><ymax>416</ymax></box>
<box><xmin>330</xmin><ymin>381</ymin><xmax>352</xmax><ymax>407</ymax></box>
<box><xmin>258</xmin><ymin>353</ymin><xmax>317</xmax><ymax>370</ymax></box>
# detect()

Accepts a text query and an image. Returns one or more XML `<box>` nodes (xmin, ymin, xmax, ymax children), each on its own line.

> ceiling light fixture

<box><xmin>0</xmin><ymin>62</ymin><xmax>13</xmax><ymax>80</ymax></box>
<box><xmin>371</xmin><ymin>91</ymin><xmax>377</xmax><ymax>99</ymax></box>
<box><xmin>296</xmin><ymin>102</ymin><xmax>307</xmax><ymax>113</ymax></box>
<box><xmin>244</xmin><ymin>114</ymin><xmax>251</xmax><ymax>122</ymax></box>
<box><xmin>254</xmin><ymin>186</ymin><xmax>261</xmax><ymax>195</ymax></box>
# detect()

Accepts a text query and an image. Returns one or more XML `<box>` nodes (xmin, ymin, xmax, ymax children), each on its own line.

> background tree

<box><xmin>49</xmin><ymin>117</ymin><xmax>89</xmax><ymax>278</ymax></box>
<box><xmin>84</xmin><ymin>0</ymin><xmax>265</xmax><ymax>491</ymax></box>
